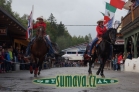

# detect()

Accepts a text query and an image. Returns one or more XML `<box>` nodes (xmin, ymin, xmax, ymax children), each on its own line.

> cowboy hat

<box><xmin>37</xmin><ymin>16</ymin><xmax>43</xmax><ymax>20</ymax></box>
<box><xmin>97</xmin><ymin>19</ymin><xmax>105</xmax><ymax>24</ymax></box>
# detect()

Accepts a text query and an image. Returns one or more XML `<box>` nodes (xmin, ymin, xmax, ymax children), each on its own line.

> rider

<box><xmin>24</xmin><ymin>16</ymin><xmax>55</xmax><ymax>58</ymax></box>
<box><xmin>89</xmin><ymin>19</ymin><xmax>107</xmax><ymax>56</ymax></box>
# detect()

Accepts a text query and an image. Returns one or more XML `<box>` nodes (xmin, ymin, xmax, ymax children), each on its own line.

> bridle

<box><xmin>104</xmin><ymin>31</ymin><xmax>115</xmax><ymax>45</ymax></box>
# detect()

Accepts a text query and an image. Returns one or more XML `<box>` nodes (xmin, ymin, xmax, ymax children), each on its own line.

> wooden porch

<box><xmin>121</xmin><ymin>5</ymin><xmax>139</xmax><ymax>34</ymax></box>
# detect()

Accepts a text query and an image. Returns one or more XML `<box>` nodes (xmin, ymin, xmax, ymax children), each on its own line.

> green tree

<box><xmin>57</xmin><ymin>22</ymin><xmax>65</xmax><ymax>37</ymax></box>
<box><xmin>47</xmin><ymin>13</ymin><xmax>58</xmax><ymax>42</ymax></box>
<box><xmin>0</xmin><ymin>0</ymin><xmax>12</xmax><ymax>14</ymax></box>
<box><xmin>0</xmin><ymin>0</ymin><xmax>92</xmax><ymax>50</ymax></box>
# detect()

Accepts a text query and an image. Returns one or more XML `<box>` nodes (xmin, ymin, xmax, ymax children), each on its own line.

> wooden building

<box><xmin>0</xmin><ymin>6</ymin><xmax>29</xmax><ymax>49</ymax></box>
<box><xmin>121</xmin><ymin>2</ymin><xmax>139</xmax><ymax>58</ymax></box>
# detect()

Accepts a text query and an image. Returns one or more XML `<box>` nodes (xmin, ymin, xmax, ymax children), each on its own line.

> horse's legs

<box><xmin>38</xmin><ymin>57</ymin><xmax>45</xmax><ymax>75</ymax></box>
<box><xmin>88</xmin><ymin>58</ymin><xmax>95</xmax><ymax>75</ymax></box>
<box><xmin>30</xmin><ymin>62</ymin><xmax>33</xmax><ymax>74</ymax></box>
<box><xmin>30</xmin><ymin>55</ymin><xmax>34</xmax><ymax>74</ymax></box>
<box><xmin>34</xmin><ymin>58</ymin><xmax>38</xmax><ymax>77</ymax></box>
<box><xmin>96</xmin><ymin>57</ymin><xmax>103</xmax><ymax>75</ymax></box>
<box><xmin>100</xmin><ymin>59</ymin><xmax>107</xmax><ymax>78</ymax></box>
<box><xmin>38</xmin><ymin>63</ymin><xmax>42</xmax><ymax>75</ymax></box>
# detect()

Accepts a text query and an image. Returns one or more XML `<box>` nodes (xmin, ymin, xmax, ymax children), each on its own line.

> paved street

<box><xmin>0</xmin><ymin>67</ymin><xmax>139</xmax><ymax>92</ymax></box>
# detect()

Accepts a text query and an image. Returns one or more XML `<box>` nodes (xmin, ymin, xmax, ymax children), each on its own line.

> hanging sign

<box><xmin>0</xmin><ymin>28</ymin><xmax>7</xmax><ymax>35</ymax></box>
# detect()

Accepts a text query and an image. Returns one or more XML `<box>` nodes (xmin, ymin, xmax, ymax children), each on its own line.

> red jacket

<box><xmin>96</xmin><ymin>25</ymin><xmax>107</xmax><ymax>37</ymax></box>
<box><xmin>118</xmin><ymin>55</ymin><xmax>123</xmax><ymax>64</ymax></box>
<box><xmin>33</xmin><ymin>22</ymin><xmax>46</xmax><ymax>35</ymax></box>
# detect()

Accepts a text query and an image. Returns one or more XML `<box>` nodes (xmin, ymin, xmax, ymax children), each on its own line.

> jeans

<box><xmin>45</xmin><ymin>36</ymin><xmax>54</xmax><ymax>55</ymax></box>
<box><xmin>25</xmin><ymin>36</ymin><xmax>54</xmax><ymax>57</ymax></box>
<box><xmin>89</xmin><ymin>37</ymin><xmax>98</xmax><ymax>55</ymax></box>
<box><xmin>113</xmin><ymin>64</ymin><xmax>118</xmax><ymax>70</ymax></box>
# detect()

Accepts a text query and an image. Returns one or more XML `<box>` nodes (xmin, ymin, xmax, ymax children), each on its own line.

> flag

<box><xmin>107</xmin><ymin>16</ymin><xmax>114</xmax><ymax>29</ymax></box>
<box><xmin>114</xmin><ymin>20</ymin><xmax>120</xmax><ymax>29</ymax></box>
<box><xmin>26</xmin><ymin>5</ymin><xmax>34</xmax><ymax>39</ymax></box>
<box><xmin>104</xmin><ymin>2</ymin><xmax>116</xmax><ymax>25</ymax></box>
<box><xmin>110</xmin><ymin>0</ymin><xmax>125</xmax><ymax>10</ymax></box>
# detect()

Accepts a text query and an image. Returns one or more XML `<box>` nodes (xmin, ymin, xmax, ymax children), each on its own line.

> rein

<box><xmin>103</xmin><ymin>31</ymin><xmax>113</xmax><ymax>45</ymax></box>
<box><xmin>104</xmin><ymin>40</ymin><xmax>112</xmax><ymax>45</ymax></box>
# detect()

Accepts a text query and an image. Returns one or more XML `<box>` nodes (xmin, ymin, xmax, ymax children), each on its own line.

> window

<box><xmin>78</xmin><ymin>52</ymin><xmax>84</xmax><ymax>54</ymax></box>
<box><xmin>72</xmin><ymin>52</ymin><xmax>76</xmax><ymax>54</ymax></box>
<box><xmin>67</xmin><ymin>52</ymin><xmax>71</xmax><ymax>54</ymax></box>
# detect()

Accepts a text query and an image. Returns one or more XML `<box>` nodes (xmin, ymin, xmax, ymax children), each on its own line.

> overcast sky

<box><xmin>11</xmin><ymin>0</ymin><xmax>128</xmax><ymax>38</ymax></box>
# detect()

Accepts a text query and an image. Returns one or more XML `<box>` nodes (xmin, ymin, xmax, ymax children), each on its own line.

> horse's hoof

<box><xmin>34</xmin><ymin>74</ymin><xmax>37</xmax><ymax>77</ymax></box>
<box><xmin>89</xmin><ymin>73</ymin><xmax>93</xmax><ymax>76</ymax></box>
<box><xmin>101</xmin><ymin>74</ymin><xmax>105</xmax><ymax>78</ymax></box>
<box><xmin>88</xmin><ymin>71</ymin><xmax>92</xmax><ymax>75</ymax></box>
<box><xmin>96</xmin><ymin>71</ymin><xmax>99</xmax><ymax>75</ymax></box>
<box><xmin>30</xmin><ymin>71</ymin><xmax>33</xmax><ymax>74</ymax></box>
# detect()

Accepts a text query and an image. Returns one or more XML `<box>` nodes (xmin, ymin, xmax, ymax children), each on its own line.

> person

<box><xmin>5</xmin><ymin>49</ymin><xmax>11</xmax><ymax>72</ymax></box>
<box><xmin>24</xmin><ymin>16</ymin><xmax>56</xmax><ymax>58</ymax></box>
<box><xmin>118</xmin><ymin>53</ymin><xmax>123</xmax><ymax>71</ymax></box>
<box><xmin>0</xmin><ymin>51</ymin><xmax>4</xmax><ymax>73</ymax></box>
<box><xmin>89</xmin><ymin>19</ymin><xmax>107</xmax><ymax>55</ymax></box>
<box><xmin>114</xmin><ymin>54</ymin><xmax>118</xmax><ymax>71</ymax></box>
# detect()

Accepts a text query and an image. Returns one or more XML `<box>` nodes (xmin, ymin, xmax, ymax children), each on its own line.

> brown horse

<box><xmin>30</xmin><ymin>26</ymin><xmax>49</xmax><ymax>77</ymax></box>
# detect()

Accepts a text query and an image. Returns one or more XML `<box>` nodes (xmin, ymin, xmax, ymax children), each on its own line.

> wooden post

<box><xmin>121</xmin><ymin>16</ymin><xmax>123</xmax><ymax>28</ymax></box>
<box><xmin>131</xmin><ymin>6</ymin><xmax>134</xmax><ymax>22</ymax></box>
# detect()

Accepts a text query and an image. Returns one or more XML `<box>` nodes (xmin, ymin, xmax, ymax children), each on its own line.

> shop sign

<box><xmin>115</xmin><ymin>40</ymin><xmax>124</xmax><ymax>45</ymax></box>
<box><xmin>0</xmin><ymin>28</ymin><xmax>7</xmax><ymax>35</ymax></box>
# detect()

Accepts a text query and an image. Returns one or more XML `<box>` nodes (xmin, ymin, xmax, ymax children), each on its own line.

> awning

<box><xmin>123</xmin><ymin>1</ymin><xmax>133</xmax><ymax>10</ymax></box>
<box><xmin>14</xmin><ymin>39</ymin><xmax>29</xmax><ymax>46</ymax></box>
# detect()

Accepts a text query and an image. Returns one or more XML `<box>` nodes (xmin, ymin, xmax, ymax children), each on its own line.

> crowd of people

<box><xmin>53</xmin><ymin>60</ymin><xmax>85</xmax><ymax>67</ymax></box>
<box><xmin>111</xmin><ymin>53</ymin><xmax>124</xmax><ymax>71</ymax></box>
<box><xmin>0</xmin><ymin>42</ymin><xmax>28</xmax><ymax>73</ymax></box>
<box><xmin>111</xmin><ymin>51</ymin><xmax>134</xmax><ymax>71</ymax></box>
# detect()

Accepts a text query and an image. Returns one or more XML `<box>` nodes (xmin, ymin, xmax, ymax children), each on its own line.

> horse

<box><xmin>30</xmin><ymin>26</ymin><xmax>49</xmax><ymax>77</ymax></box>
<box><xmin>83</xmin><ymin>45</ymin><xmax>92</xmax><ymax>67</ymax></box>
<box><xmin>87</xmin><ymin>28</ymin><xmax>117</xmax><ymax>78</ymax></box>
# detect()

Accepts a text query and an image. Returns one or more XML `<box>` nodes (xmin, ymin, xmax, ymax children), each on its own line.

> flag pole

<box><xmin>32</xmin><ymin>5</ymin><xmax>34</xmax><ymax>39</ymax></box>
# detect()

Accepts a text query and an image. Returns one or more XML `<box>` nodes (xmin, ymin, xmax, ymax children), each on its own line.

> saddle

<box><xmin>91</xmin><ymin>37</ymin><xmax>102</xmax><ymax>55</ymax></box>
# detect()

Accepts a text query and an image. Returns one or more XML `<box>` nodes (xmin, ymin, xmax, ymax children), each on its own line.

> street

<box><xmin>0</xmin><ymin>67</ymin><xmax>139</xmax><ymax>92</ymax></box>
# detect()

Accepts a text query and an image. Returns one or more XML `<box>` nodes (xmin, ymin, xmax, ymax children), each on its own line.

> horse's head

<box><xmin>108</xmin><ymin>28</ymin><xmax>117</xmax><ymax>44</ymax></box>
<box><xmin>37</xmin><ymin>26</ymin><xmax>45</xmax><ymax>38</ymax></box>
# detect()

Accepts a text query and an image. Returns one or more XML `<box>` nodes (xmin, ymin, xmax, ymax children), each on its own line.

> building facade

<box><xmin>121</xmin><ymin>4</ymin><xmax>139</xmax><ymax>58</ymax></box>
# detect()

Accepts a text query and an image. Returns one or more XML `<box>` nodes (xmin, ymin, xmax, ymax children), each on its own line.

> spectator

<box><xmin>1</xmin><ymin>48</ymin><xmax>5</xmax><ymax>73</ymax></box>
<box><xmin>118</xmin><ymin>53</ymin><xmax>123</xmax><ymax>71</ymax></box>
<box><xmin>114</xmin><ymin>54</ymin><xmax>118</xmax><ymax>71</ymax></box>
<box><xmin>21</xmin><ymin>50</ymin><xmax>25</xmax><ymax>70</ymax></box>
<box><xmin>13</xmin><ymin>47</ymin><xmax>19</xmax><ymax>62</ymax></box>
<box><xmin>8</xmin><ymin>47</ymin><xmax>13</xmax><ymax>61</ymax></box>
<box><xmin>0</xmin><ymin>51</ymin><xmax>4</xmax><ymax>73</ymax></box>
<box><xmin>5</xmin><ymin>49</ymin><xmax>11</xmax><ymax>72</ymax></box>
<box><xmin>127</xmin><ymin>52</ymin><xmax>132</xmax><ymax>59</ymax></box>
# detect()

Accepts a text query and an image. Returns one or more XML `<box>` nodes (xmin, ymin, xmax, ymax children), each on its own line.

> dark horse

<box><xmin>30</xmin><ymin>26</ymin><xmax>49</xmax><ymax>77</ymax></box>
<box><xmin>87</xmin><ymin>28</ymin><xmax>117</xmax><ymax>78</ymax></box>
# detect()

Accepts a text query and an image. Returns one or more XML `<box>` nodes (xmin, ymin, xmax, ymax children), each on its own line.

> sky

<box><xmin>11</xmin><ymin>0</ymin><xmax>128</xmax><ymax>38</ymax></box>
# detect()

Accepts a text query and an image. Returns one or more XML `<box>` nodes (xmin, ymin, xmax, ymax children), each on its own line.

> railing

<box><xmin>122</xmin><ymin>5</ymin><xmax>139</xmax><ymax>28</ymax></box>
<box><xmin>122</xmin><ymin>12</ymin><xmax>132</xmax><ymax>28</ymax></box>
<box><xmin>133</xmin><ymin>6</ymin><xmax>139</xmax><ymax>20</ymax></box>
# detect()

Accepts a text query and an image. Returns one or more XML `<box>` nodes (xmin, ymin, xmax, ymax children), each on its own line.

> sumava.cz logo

<box><xmin>33</xmin><ymin>75</ymin><xmax>118</xmax><ymax>88</ymax></box>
